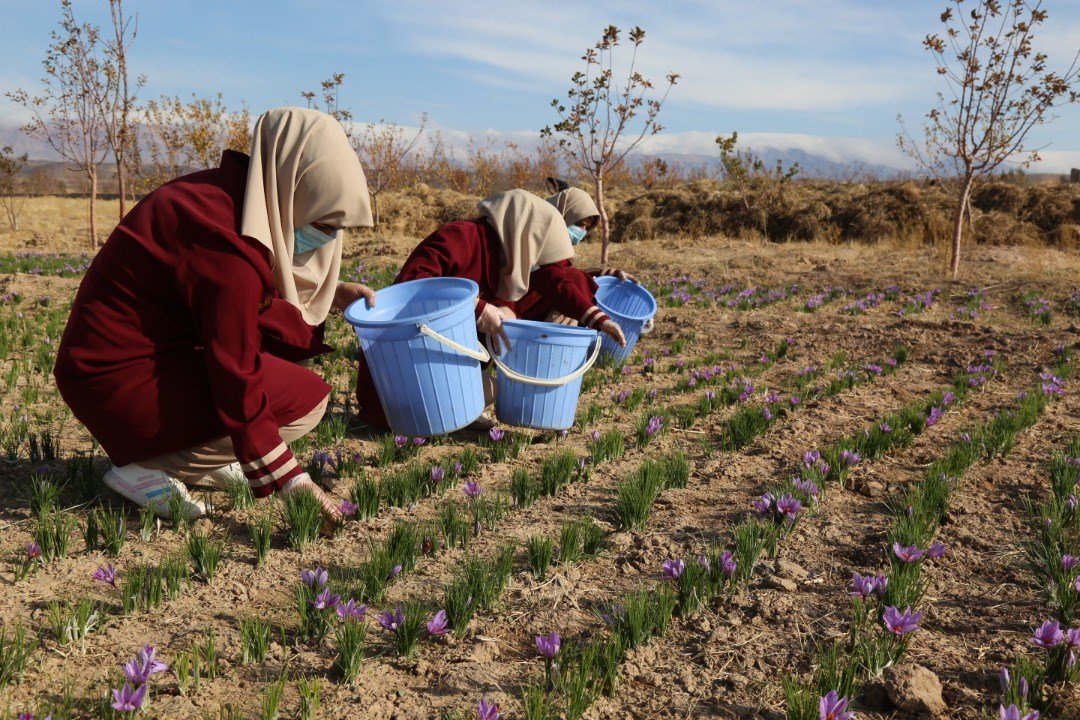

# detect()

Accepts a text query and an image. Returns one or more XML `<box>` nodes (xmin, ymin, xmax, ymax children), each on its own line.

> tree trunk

<box><xmin>372</xmin><ymin>192</ymin><xmax>380</xmax><ymax>230</ymax></box>
<box><xmin>595</xmin><ymin>172</ymin><xmax>610</xmax><ymax>265</ymax></box>
<box><xmin>116</xmin><ymin>150</ymin><xmax>127</xmax><ymax>218</ymax></box>
<box><xmin>949</xmin><ymin>172</ymin><xmax>974</xmax><ymax>279</ymax></box>
<box><xmin>89</xmin><ymin>168</ymin><xmax>99</xmax><ymax>249</ymax></box>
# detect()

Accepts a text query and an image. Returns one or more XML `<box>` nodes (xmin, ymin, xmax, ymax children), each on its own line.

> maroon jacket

<box><xmin>54</xmin><ymin>151</ymin><xmax>328</xmax><ymax>497</ymax></box>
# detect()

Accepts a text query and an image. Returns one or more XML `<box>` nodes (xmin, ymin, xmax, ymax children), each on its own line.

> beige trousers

<box><xmin>140</xmin><ymin>392</ymin><xmax>329</xmax><ymax>480</ymax></box>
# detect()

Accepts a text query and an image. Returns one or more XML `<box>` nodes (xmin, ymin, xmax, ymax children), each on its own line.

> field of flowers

<box><xmin>0</xmin><ymin>234</ymin><xmax>1078</xmax><ymax>720</ymax></box>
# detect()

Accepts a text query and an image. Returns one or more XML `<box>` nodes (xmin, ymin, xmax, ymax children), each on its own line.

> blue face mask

<box><xmin>568</xmin><ymin>224</ymin><xmax>588</xmax><ymax>246</ymax></box>
<box><xmin>293</xmin><ymin>224</ymin><xmax>336</xmax><ymax>254</ymax></box>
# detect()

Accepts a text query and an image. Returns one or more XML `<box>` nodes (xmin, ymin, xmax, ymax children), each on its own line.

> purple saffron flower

<box><xmin>839</xmin><ymin>449</ymin><xmax>861</xmax><ymax>466</ymax></box>
<box><xmin>1032</xmin><ymin>619</ymin><xmax>1064</xmax><ymax>649</ymax></box>
<box><xmin>1067</xmin><ymin>494</ymin><xmax>1078</xmax><ymax>511</ymax></box>
<box><xmin>92</xmin><ymin>564</ymin><xmax>117</xmax><ymax>586</ymax></box>
<box><xmin>427</xmin><ymin>609</ymin><xmax>449</xmax><ymax>636</ymax></box>
<box><xmin>301</xmin><ymin>566</ymin><xmax>328</xmax><ymax>589</ymax></box>
<box><xmin>849</xmin><ymin>573</ymin><xmax>876</xmax><ymax>599</ymax></box>
<box><xmin>662</xmin><ymin>558</ymin><xmax>686</xmax><ymax>580</ymax></box>
<box><xmin>137</xmin><ymin>644</ymin><xmax>169</xmax><ymax>677</ymax></box>
<box><xmin>892</xmin><ymin>543</ymin><xmax>925</xmax><ymax>563</ymax></box>
<box><xmin>463</xmin><ymin>480</ymin><xmax>482</xmax><ymax>498</ymax></box>
<box><xmin>793</xmin><ymin>477</ymin><xmax>820</xmax><ymax>499</ymax></box>
<box><xmin>765</xmin><ymin>391</ymin><xmax>780</xmax><ymax>404</ymax></box>
<box><xmin>589</xmin><ymin>430</ymin><xmax>601</xmax><ymax>443</ymax></box>
<box><xmin>926</xmin><ymin>406</ymin><xmax>943</xmax><ymax>426</ymax></box>
<box><xmin>696</xmin><ymin>555</ymin><xmax>711</xmax><ymax>572</ymax></box>
<box><xmin>645</xmin><ymin>415</ymin><xmax>664</xmax><ymax>437</ymax></box>
<box><xmin>110</xmin><ymin>682</ymin><xmax>147</xmax><ymax>711</ymax></box>
<box><xmin>394</xmin><ymin>435</ymin><xmax>408</xmax><ymax>449</ymax></box>
<box><xmin>874</xmin><ymin>574</ymin><xmax>889</xmax><ymax>597</ymax></box>
<box><xmin>719</xmin><ymin>550</ymin><xmax>737</xmax><ymax>576</ymax></box>
<box><xmin>488</xmin><ymin>427</ymin><xmax>505</xmax><ymax>442</ymax></box>
<box><xmin>879</xmin><ymin>422</ymin><xmax>892</xmax><ymax>433</ymax></box>
<box><xmin>818</xmin><ymin>690</ymin><xmax>854</xmax><ymax>720</ymax></box>
<box><xmin>882</xmin><ymin>606</ymin><xmax>923</xmax><ymax>635</ymax></box>
<box><xmin>1067</xmin><ymin>627</ymin><xmax>1080</xmax><ymax>650</ymax></box>
<box><xmin>339</xmin><ymin>499</ymin><xmax>359</xmax><ymax>517</ymax></box>
<box><xmin>311</xmin><ymin>587</ymin><xmax>341</xmax><ymax>611</ymax></box>
<box><xmin>1075</xmin><ymin>575</ymin><xmax>1080</xmax><ymax>593</ymax></box>
<box><xmin>763</xmin><ymin>406</ymin><xmax>774</xmax><ymax>421</ymax></box>
<box><xmin>942</xmin><ymin>391</ymin><xmax>956</xmax><ymax>406</ymax></box>
<box><xmin>412</xmin><ymin>437</ymin><xmax>426</xmax><ymax>447</ymax></box>
<box><xmin>336</xmin><ymin>599</ymin><xmax>367</xmax><ymax>621</ymax></box>
<box><xmin>388</xmin><ymin>564</ymin><xmax>402</xmax><ymax>579</ymax></box>
<box><xmin>999</xmin><ymin>666</ymin><xmax>1010</xmax><ymax>693</ymax></box>
<box><xmin>379</xmin><ymin>606</ymin><xmax>405</xmax><ymax>632</ymax></box>
<box><xmin>1062</xmin><ymin>555</ymin><xmax>1078</xmax><ymax>571</ymax></box>
<box><xmin>477</xmin><ymin>699</ymin><xmax>501</xmax><ymax>720</ymax></box>
<box><xmin>999</xmin><ymin>705</ymin><xmax>1040</xmax><ymax>720</ymax></box>
<box><xmin>452</xmin><ymin>461</ymin><xmax>464</xmax><ymax>475</ymax></box>
<box><xmin>775</xmin><ymin>493</ymin><xmax>802</xmax><ymax>525</ymax></box>
<box><xmin>26</xmin><ymin>542</ymin><xmax>41</xmax><ymax>560</ymax></box>
<box><xmin>751</xmin><ymin>493</ymin><xmax>774</xmax><ymax>518</ymax></box>
<box><xmin>705</xmin><ymin>390</ymin><xmax>715</xmax><ymax>402</ymax></box>
<box><xmin>803</xmin><ymin>450</ymin><xmax>821</xmax><ymax>468</ymax></box>
<box><xmin>789</xmin><ymin>395</ymin><xmax>801</xmax><ymax>407</ymax></box>
<box><xmin>535</xmin><ymin>631</ymin><xmax>561</xmax><ymax>660</ymax></box>
<box><xmin>430</xmin><ymin>466</ymin><xmax>445</xmax><ymax>484</ymax></box>
<box><xmin>927</xmin><ymin>542</ymin><xmax>947</xmax><ymax>559</ymax></box>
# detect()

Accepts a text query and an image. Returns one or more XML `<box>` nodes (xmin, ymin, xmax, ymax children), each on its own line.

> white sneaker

<box><xmin>103</xmin><ymin>464</ymin><xmax>206</xmax><ymax>521</ymax></box>
<box><xmin>187</xmin><ymin>462</ymin><xmax>245</xmax><ymax>491</ymax></box>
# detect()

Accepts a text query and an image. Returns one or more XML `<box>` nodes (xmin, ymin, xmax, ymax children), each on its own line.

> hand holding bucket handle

<box><xmin>486</xmin><ymin>335</ymin><xmax>602</xmax><ymax>387</ymax></box>
<box><xmin>418</xmin><ymin>324</ymin><xmax>491</xmax><ymax>363</ymax></box>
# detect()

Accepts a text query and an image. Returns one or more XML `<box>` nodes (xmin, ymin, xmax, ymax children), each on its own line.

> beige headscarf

<box><xmin>241</xmin><ymin>107</ymin><xmax>373</xmax><ymax>325</ymax></box>
<box><xmin>477</xmin><ymin>189</ymin><xmax>573</xmax><ymax>301</ymax></box>
<box><xmin>546</xmin><ymin>187</ymin><xmax>599</xmax><ymax>227</ymax></box>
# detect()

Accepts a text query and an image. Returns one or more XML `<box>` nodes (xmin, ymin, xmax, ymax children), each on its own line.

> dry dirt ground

<box><xmin>1</xmin><ymin>208</ymin><xmax>1078</xmax><ymax>719</ymax></box>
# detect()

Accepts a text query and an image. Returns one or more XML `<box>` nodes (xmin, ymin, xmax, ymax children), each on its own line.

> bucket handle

<box><xmin>486</xmin><ymin>336</ymin><xmax>602</xmax><ymax>387</ymax></box>
<box><xmin>418</xmin><ymin>324</ymin><xmax>491</xmax><ymax>363</ymax></box>
<box><xmin>642</xmin><ymin>317</ymin><xmax>655</xmax><ymax>334</ymax></box>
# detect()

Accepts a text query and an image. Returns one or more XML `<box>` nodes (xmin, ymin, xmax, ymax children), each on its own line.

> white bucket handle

<box><xmin>487</xmin><ymin>335</ymin><xmax>602</xmax><ymax>387</ymax></box>
<box><xmin>642</xmin><ymin>317</ymin><xmax>655</xmax><ymax>334</ymax></box>
<box><xmin>418</xmin><ymin>324</ymin><xmax>491</xmax><ymax>363</ymax></box>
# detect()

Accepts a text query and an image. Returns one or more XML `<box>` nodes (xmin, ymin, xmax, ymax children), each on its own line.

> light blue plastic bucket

<box><xmin>344</xmin><ymin>278</ymin><xmax>488</xmax><ymax>437</ymax></box>
<box><xmin>489</xmin><ymin>320</ymin><xmax>601</xmax><ymax>430</ymax></box>
<box><xmin>594</xmin><ymin>276</ymin><xmax>657</xmax><ymax>364</ymax></box>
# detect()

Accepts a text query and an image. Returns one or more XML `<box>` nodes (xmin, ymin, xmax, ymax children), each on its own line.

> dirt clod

<box><xmin>884</xmin><ymin>663</ymin><xmax>947</xmax><ymax>716</ymax></box>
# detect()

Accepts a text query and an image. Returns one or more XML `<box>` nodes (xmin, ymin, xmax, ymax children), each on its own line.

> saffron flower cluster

<box><xmin>111</xmin><ymin>644</ymin><xmax>170</xmax><ymax>712</ymax></box>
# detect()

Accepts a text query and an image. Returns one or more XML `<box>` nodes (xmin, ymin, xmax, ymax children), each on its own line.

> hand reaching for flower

<box><xmin>281</xmin><ymin>473</ymin><xmax>342</xmax><ymax>530</ymax></box>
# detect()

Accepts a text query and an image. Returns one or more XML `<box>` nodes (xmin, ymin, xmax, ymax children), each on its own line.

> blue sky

<box><xmin>3</xmin><ymin>0</ymin><xmax>1080</xmax><ymax>172</ymax></box>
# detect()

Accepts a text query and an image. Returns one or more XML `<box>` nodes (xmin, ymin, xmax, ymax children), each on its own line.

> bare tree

<box><xmin>354</xmin><ymin>113</ymin><xmax>427</xmax><ymax>228</ymax></box>
<box><xmin>0</xmin><ymin>146</ymin><xmax>29</xmax><ymax>230</ymax></box>
<box><xmin>899</xmin><ymin>0</ymin><xmax>1080</xmax><ymax>278</ymax></box>
<box><xmin>97</xmin><ymin>0</ymin><xmax>144</xmax><ymax>218</ymax></box>
<box><xmin>543</xmin><ymin>26</ymin><xmax>678</xmax><ymax>263</ymax></box>
<box><xmin>6</xmin><ymin>0</ymin><xmax>112</xmax><ymax>247</ymax></box>
<box><xmin>138</xmin><ymin>93</ymin><xmax>251</xmax><ymax>192</ymax></box>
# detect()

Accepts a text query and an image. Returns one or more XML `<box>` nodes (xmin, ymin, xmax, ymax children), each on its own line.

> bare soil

<box><xmin>0</xmin><ymin>226</ymin><xmax>1078</xmax><ymax>719</ymax></box>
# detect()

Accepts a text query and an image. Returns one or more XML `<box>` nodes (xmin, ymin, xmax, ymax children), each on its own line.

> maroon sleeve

<box><xmin>530</xmin><ymin>261</ymin><xmax>611</xmax><ymax>329</ymax></box>
<box><xmin>258</xmin><ymin>296</ymin><xmax>332</xmax><ymax>362</ymax></box>
<box><xmin>395</xmin><ymin>221</ymin><xmax>490</xmax><ymax>318</ymax></box>
<box><xmin>177</xmin><ymin>245</ymin><xmax>305</xmax><ymax>498</ymax></box>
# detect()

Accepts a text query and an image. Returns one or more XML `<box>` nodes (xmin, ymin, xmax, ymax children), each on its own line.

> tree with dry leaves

<box><xmin>0</xmin><ymin>146</ymin><xmax>29</xmax><ymax>230</ymax></box>
<box><xmin>355</xmin><ymin>114</ymin><xmax>427</xmax><ymax>228</ymax></box>
<box><xmin>899</xmin><ymin>0</ymin><xmax>1080</xmax><ymax>278</ymax></box>
<box><xmin>543</xmin><ymin>26</ymin><xmax>678</xmax><ymax>263</ymax></box>
<box><xmin>7</xmin><ymin>0</ymin><xmax>112</xmax><ymax>247</ymax></box>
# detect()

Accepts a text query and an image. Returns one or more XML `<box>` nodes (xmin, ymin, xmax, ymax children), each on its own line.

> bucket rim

<box><xmin>501</xmin><ymin>318</ymin><xmax>598</xmax><ymax>341</ymax></box>
<box><xmin>596</xmin><ymin>283</ymin><xmax>657</xmax><ymax>321</ymax></box>
<box><xmin>344</xmin><ymin>277</ymin><xmax>479</xmax><ymax>328</ymax></box>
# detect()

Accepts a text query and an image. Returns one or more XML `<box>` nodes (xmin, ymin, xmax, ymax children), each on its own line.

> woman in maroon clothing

<box><xmin>54</xmin><ymin>107</ymin><xmax>375</xmax><ymax>521</ymax></box>
<box><xmin>354</xmin><ymin>189</ymin><xmax>628</xmax><ymax>430</ymax></box>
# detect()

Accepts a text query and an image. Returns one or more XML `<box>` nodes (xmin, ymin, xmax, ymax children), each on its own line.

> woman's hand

<box><xmin>477</xmin><ymin>303</ymin><xmax>512</xmax><ymax>354</ymax></box>
<box><xmin>281</xmin><ymin>473</ymin><xmax>342</xmax><ymax>531</ymax></box>
<box><xmin>599</xmin><ymin>319</ymin><xmax>627</xmax><ymax>347</ymax></box>
<box><xmin>334</xmin><ymin>282</ymin><xmax>376</xmax><ymax>312</ymax></box>
<box><xmin>545</xmin><ymin>311</ymin><xmax>579</xmax><ymax>326</ymax></box>
<box><xmin>598</xmin><ymin>268</ymin><xmax>639</xmax><ymax>284</ymax></box>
